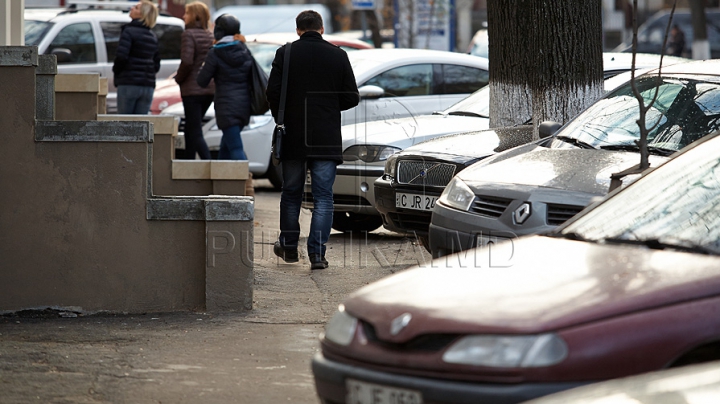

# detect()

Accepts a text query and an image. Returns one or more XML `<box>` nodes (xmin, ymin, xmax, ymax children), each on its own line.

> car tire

<box><xmin>332</xmin><ymin>212</ymin><xmax>383</xmax><ymax>233</ymax></box>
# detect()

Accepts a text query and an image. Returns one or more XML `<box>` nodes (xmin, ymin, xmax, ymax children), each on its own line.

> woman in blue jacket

<box><xmin>196</xmin><ymin>14</ymin><xmax>252</xmax><ymax>160</ymax></box>
<box><xmin>112</xmin><ymin>0</ymin><xmax>161</xmax><ymax>115</ymax></box>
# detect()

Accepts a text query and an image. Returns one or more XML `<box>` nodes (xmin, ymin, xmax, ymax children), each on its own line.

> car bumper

<box><xmin>374</xmin><ymin>176</ymin><xmax>441</xmax><ymax>236</ymax></box>
<box><xmin>312</xmin><ymin>352</ymin><xmax>590</xmax><ymax>404</ymax></box>
<box><xmin>302</xmin><ymin>164</ymin><xmax>384</xmax><ymax>215</ymax></box>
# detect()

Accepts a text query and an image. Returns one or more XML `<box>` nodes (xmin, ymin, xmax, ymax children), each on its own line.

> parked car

<box><xmin>24</xmin><ymin>5</ymin><xmax>185</xmax><ymax>113</ymax></box>
<box><xmin>374</xmin><ymin>56</ymin><xmax>691</xmax><ymax>249</ymax></box>
<box><xmin>429</xmin><ymin>58</ymin><xmax>720</xmax><ymax>258</ymax></box>
<box><xmin>317</xmin><ymin>53</ymin><xmax>690</xmax><ymax>234</ymax></box>
<box><xmin>522</xmin><ymin>360</ymin><xmax>720</xmax><ymax>404</ymax></box>
<box><xmin>164</xmin><ymin>48</ymin><xmax>489</xmax><ymax>188</ymax></box>
<box><xmin>613</xmin><ymin>8</ymin><xmax>720</xmax><ymax>59</ymax></box>
<box><xmin>213</xmin><ymin>3</ymin><xmax>335</xmax><ymax>35</ymax></box>
<box><xmin>150</xmin><ymin>32</ymin><xmax>372</xmax><ymax>116</ymax></box>
<box><xmin>312</xmin><ymin>131</ymin><xmax>720</xmax><ymax>404</ymax></box>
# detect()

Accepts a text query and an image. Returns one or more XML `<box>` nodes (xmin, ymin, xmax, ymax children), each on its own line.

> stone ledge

<box><xmin>172</xmin><ymin>160</ymin><xmax>249</xmax><ymax>180</ymax></box>
<box><xmin>98</xmin><ymin>114</ymin><xmax>178</xmax><ymax>136</ymax></box>
<box><xmin>146</xmin><ymin>197</ymin><xmax>254</xmax><ymax>221</ymax></box>
<box><xmin>55</xmin><ymin>74</ymin><xmax>101</xmax><ymax>92</ymax></box>
<box><xmin>35</xmin><ymin>120</ymin><xmax>152</xmax><ymax>142</ymax></box>
<box><xmin>0</xmin><ymin>46</ymin><xmax>37</xmax><ymax>66</ymax></box>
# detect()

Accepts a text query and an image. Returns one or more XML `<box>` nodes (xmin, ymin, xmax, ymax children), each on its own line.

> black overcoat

<box><xmin>266</xmin><ymin>31</ymin><xmax>359</xmax><ymax>163</ymax></box>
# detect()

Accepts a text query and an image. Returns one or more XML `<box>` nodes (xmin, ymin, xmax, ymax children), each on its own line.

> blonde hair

<box><xmin>138</xmin><ymin>0</ymin><xmax>158</xmax><ymax>29</ymax></box>
<box><xmin>185</xmin><ymin>2</ymin><xmax>211</xmax><ymax>30</ymax></box>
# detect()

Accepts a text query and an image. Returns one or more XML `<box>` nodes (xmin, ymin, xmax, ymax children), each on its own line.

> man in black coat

<box><xmin>266</xmin><ymin>10</ymin><xmax>360</xmax><ymax>270</ymax></box>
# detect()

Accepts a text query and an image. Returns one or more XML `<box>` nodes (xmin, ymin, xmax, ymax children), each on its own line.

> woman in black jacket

<box><xmin>113</xmin><ymin>0</ymin><xmax>161</xmax><ymax>114</ymax></box>
<box><xmin>175</xmin><ymin>1</ymin><xmax>215</xmax><ymax>160</ymax></box>
<box><xmin>197</xmin><ymin>14</ymin><xmax>252</xmax><ymax>160</ymax></box>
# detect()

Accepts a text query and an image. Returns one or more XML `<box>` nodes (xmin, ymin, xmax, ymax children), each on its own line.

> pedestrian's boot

<box><xmin>309</xmin><ymin>254</ymin><xmax>328</xmax><ymax>270</ymax></box>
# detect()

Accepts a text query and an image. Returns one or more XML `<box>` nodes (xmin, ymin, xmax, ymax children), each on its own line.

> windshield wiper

<box><xmin>599</xmin><ymin>144</ymin><xmax>675</xmax><ymax>157</ymax></box>
<box><xmin>555</xmin><ymin>135</ymin><xmax>598</xmax><ymax>150</ymax></box>
<box><xmin>600</xmin><ymin>237</ymin><xmax>718</xmax><ymax>255</ymax></box>
<box><xmin>447</xmin><ymin>111</ymin><xmax>489</xmax><ymax>118</ymax></box>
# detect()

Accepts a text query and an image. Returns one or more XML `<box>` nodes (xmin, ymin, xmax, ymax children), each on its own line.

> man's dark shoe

<box><xmin>274</xmin><ymin>241</ymin><xmax>299</xmax><ymax>263</ymax></box>
<box><xmin>309</xmin><ymin>254</ymin><xmax>328</xmax><ymax>270</ymax></box>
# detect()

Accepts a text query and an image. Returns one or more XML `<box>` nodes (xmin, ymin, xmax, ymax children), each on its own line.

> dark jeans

<box><xmin>181</xmin><ymin>94</ymin><xmax>213</xmax><ymax>160</ymax></box>
<box><xmin>117</xmin><ymin>85</ymin><xmax>154</xmax><ymax>115</ymax></box>
<box><xmin>218</xmin><ymin>125</ymin><xmax>247</xmax><ymax>160</ymax></box>
<box><xmin>279</xmin><ymin>159</ymin><xmax>336</xmax><ymax>256</ymax></box>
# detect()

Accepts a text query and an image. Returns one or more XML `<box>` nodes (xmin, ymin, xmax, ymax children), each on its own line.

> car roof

<box><xmin>24</xmin><ymin>7</ymin><xmax>183</xmax><ymax>25</ymax></box>
<box><xmin>244</xmin><ymin>32</ymin><xmax>372</xmax><ymax>49</ymax></box>
<box><xmin>602</xmin><ymin>52</ymin><xmax>691</xmax><ymax>71</ymax></box>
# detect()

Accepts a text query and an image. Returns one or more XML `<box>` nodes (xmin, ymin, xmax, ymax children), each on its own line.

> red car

<box><xmin>312</xmin><ymin>132</ymin><xmax>720</xmax><ymax>403</ymax></box>
<box><xmin>150</xmin><ymin>32</ymin><xmax>372</xmax><ymax>115</ymax></box>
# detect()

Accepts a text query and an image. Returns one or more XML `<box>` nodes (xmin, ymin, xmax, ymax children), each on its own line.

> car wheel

<box><xmin>265</xmin><ymin>163</ymin><xmax>282</xmax><ymax>190</ymax></box>
<box><xmin>332</xmin><ymin>212</ymin><xmax>383</xmax><ymax>233</ymax></box>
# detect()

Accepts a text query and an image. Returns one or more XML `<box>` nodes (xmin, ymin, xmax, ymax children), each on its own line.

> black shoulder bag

<box><xmin>271</xmin><ymin>42</ymin><xmax>292</xmax><ymax>166</ymax></box>
<box><xmin>249</xmin><ymin>54</ymin><xmax>269</xmax><ymax>116</ymax></box>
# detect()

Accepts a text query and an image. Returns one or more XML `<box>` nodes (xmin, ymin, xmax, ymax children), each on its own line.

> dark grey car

<box><xmin>429</xmin><ymin>59</ymin><xmax>720</xmax><ymax>258</ymax></box>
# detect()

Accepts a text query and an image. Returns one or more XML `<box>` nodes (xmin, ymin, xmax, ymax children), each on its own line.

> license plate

<box><xmin>346</xmin><ymin>379</ymin><xmax>423</xmax><ymax>404</ymax></box>
<box><xmin>395</xmin><ymin>192</ymin><xmax>438</xmax><ymax>211</ymax></box>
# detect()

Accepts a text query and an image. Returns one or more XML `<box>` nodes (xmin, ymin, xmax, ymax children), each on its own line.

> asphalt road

<box><xmin>0</xmin><ymin>180</ymin><xmax>432</xmax><ymax>404</ymax></box>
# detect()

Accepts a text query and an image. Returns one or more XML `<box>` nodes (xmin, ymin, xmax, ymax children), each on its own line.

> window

<box><xmin>364</xmin><ymin>64</ymin><xmax>433</xmax><ymax>97</ymax></box>
<box><xmin>48</xmin><ymin>22</ymin><xmax>96</xmax><ymax>63</ymax></box>
<box><xmin>437</xmin><ymin>64</ymin><xmax>489</xmax><ymax>94</ymax></box>
<box><xmin>24</xmin><ymin>20</ymin><xmax>54</xmax><ymax>46</ymax></box>
<box><xmin>153</xmin><ymin>24</ymin><xmax>182</xmax><ymax>60</ymax></box>
<box><xmin>101</xmin><ymin>22</ymin><xmax>182</xmax><ymax>61</ymax></box>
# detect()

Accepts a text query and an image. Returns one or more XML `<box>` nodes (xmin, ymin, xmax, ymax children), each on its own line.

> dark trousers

<box><xmin>181</xmin><ymin>94</ymin><xmax>213</xmax><ymax>160</ymax></box>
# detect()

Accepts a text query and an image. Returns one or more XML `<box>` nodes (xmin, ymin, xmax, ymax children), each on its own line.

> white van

<box><xmin>213</xmin><ymin>4</ymin><xmax>334</xmax><ymax>35</ymax></box>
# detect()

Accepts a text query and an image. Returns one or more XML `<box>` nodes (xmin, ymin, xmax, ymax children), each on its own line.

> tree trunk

<box><xmin>488</xmin><ymin>0</ymin><xmax>605</xmax><ymax>139</ymax></box>
<box><xmin>689</xmin><ymin>0</ymin><xmax>709</xmax><ymax>59</ymax></box>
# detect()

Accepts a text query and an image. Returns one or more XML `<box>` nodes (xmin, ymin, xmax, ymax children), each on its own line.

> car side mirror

<box><xmin>538</xmin><ymin>121</ymin><xmax>562</xmax><ymax>138</ymax></box>
<box><xmin>358</xmin><ymin>85</ymin><xmax>385</xmax><ymax>99</ymax></box>
<box><xmin>50</xmin><ymin>48</ymin><xmax>73</xmax><ymax>64</ymax></box>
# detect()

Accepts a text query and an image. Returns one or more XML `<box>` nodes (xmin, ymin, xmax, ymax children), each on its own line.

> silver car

<box><xmin>429</xmin><ymin>58</ymin><xmax>720</xmax><ymax>258</ymax></box>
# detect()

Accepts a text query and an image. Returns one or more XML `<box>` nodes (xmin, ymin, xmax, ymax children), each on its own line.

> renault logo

<box><xmin>390</xmin><ymin>313</ymin><xmax>412</xmax><ymax>336</ymax></box>
<box><xmin>514</xmin><ymin>203</ymin><xmax>531</xmax><ymax>224</ymax></box>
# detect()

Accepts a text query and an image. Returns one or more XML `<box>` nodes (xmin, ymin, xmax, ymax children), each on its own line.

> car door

<box><xmin>344</xmin><ymin>63</ymin><xmax>436</xmax><ymax>126</ymax></box>
<box><xmin>47</xmin><ymin>21</ymin><xmax>104</xmax><ymax>77</ymax></box>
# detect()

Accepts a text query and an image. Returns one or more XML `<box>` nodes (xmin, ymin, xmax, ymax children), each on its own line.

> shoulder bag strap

<box><xmin>277</xmin><ymin>42</ymin><xmax>292</xmax><ymax>126</ymax></box>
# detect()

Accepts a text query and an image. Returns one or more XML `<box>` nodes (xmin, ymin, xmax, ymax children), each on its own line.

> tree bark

<box><xmin>488</xmin><ymin>0</ymin><xmax>605</xmax><ymax>139</ymax></box>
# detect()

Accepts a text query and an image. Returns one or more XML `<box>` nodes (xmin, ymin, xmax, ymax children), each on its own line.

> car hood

<box><xmin>397</xmin><ymin>126</ymin><xmax>534</xmax><ymax>163</ymax></box>
<box><xmin>458</xmin><ymin>148</ymin><xmax>668</xmax><ymax>195</ymax></box>
<box><xmin>343</xmin><ymin>236</ymin><xmax>720</xmax><ymax>343</ymax></box>
<box><xmin>341</xmin><ymin>114</ymin><xmax>489</xmax><ymax>151</ymax></box>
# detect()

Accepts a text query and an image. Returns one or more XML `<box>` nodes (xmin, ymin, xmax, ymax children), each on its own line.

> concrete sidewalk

<box><xmin>0</xmin><ymin>180</ymin><xmax>425</xmax><ymax>404</ymax></box>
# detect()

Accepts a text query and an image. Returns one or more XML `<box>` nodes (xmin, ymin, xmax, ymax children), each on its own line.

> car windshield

<box><xmin>555</xmin><ymin>74</ymin><xmax>720</xmax><ymax>151</ymax></box>
<box><xmin>442</xmin><ymin>86</ymin><xmax>490</xmax><ymax>117</ymax></box>
<box><xmin>559</xmin><ymin>136</ymin><xmax>720</xmax><ymax>255</ymax></box>
<box><xmin>25</xmin><ymin>20</ymin><xmax>53</xmax><ymax>46</ymax></box>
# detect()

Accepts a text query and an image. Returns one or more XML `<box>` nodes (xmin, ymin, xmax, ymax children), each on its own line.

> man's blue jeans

<box><xmin>218</xmin><ymin>125</ymin><xmax>248</xmax><ymax>160</ymax></box>
<box><xmin>279</xmin><ymin>159</ymin><xmax>336</xmax><ymax>256</ymax></box>
<box><xmin>117</xmin><ymin>85</ymin><xmax>154</xmax><ymax>115</ymax></box>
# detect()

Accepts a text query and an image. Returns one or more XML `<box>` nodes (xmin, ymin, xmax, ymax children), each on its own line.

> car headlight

<box><xmin>438</xmin><ymin>177</ymin><xmax>475</xmax><ymax>211</ymax></box>
<box><xmin>443</xmin><ymin>333</ymin><xmax>567</xmax><ymax>367</ymax></box>
<box><xmin>323</xmin><ymin>304</ymin><xmax>358</xmax><ymax>346</ymax></box>
<box><xmin>384</xmin><ymin>153</ymin><xmax>399</xmax><ymax>178</ymax></box>
<box><xmin>158</xmin><ymin>100</ymin><xmax>169</xmax><ymax>111</ymax></box>
<box><xmin>343</xmin><ymin>145</ymin><xmax>401</xmax><ymax>163</ymax></box>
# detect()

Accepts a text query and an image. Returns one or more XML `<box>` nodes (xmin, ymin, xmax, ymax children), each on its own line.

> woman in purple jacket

<box><xmin>175</xmin><ymin>1</ymin><xmax>215</xmax><ymax>160</ymax></box>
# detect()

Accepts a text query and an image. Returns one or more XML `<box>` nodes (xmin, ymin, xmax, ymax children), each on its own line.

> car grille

<box><xmin>546</xmin><ymin>203</ymin><xmax>585</xmax><ymax>226</ymax></box>
<box><xmin>470</xmin><ymin>196</ymin><xmax>512</xmax><ymax>217</ymax></box>
<box><xmin>387</xmin><ymin>211</ymin><xmax>431</xmax><ymax>233</ymax></box>
<box><xmin>361</xmin><ymin>321</ymin><xmax>458</xmax><ymax>352</ymax></box>
<box><xmin>397</xmin><ymin>160</ymin><xmax>456</xmax><ymax>187</ymax></box>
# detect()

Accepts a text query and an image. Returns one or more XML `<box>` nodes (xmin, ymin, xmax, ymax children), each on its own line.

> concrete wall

<box><xmin>0</xmin><ymin>47</ymin><xmax>254</xmax><ymax>314</ymax></box>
